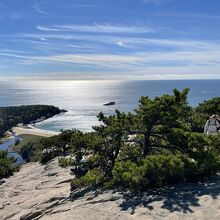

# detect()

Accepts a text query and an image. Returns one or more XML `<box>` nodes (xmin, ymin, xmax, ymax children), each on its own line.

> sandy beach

<box><xmin>12</xmin><ymin>125</ymin><xmax>60</xmax><ymax>138</ymax></box>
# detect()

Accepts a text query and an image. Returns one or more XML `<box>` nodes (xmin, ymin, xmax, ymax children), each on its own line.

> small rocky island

<box><xmin>103</xmin><ymin>102</ymin><xmax>116</xmax><ymax>106</ymax></box>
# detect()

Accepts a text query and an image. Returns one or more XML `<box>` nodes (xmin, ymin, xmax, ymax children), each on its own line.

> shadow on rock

<box><xmin>69</xmin><ymin>176</ymin><xmax>220</xmax><ymax>215</ymax></box>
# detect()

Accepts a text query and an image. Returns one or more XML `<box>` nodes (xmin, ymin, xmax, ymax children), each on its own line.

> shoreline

<box><xmin>0</xmin><ymin>117</ymin><xmax>60</xmax><ymax>165</ymax></box>
<box><xmin>0</xmin><ymin>125</ymin><xmax>59</xmax><ymax>165</ymax></box>
<box><xmin>11</xmin><ymin>110</ymin><xmax>66</xmax><ymax>138</ymax></box>
<box><xmin>12</xmin><ymin>125</ymin><xmax>60</xmax><ymax>138</ymax></box>
<box><xmin>31</xmin><ymin>110</ymin><xmax>67</xmax><ymax>125</ymax></box>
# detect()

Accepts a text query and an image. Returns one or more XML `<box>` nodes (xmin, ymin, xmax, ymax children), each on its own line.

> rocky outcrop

<box><xmin>0</xmin><ymin>159</ymin><xmax>71</xmax><ymax>220</ymax></box>
<box><xmin>1</xmin><ymin>159</ymin><xmax>220</xmax><ymax>220</ymax></box>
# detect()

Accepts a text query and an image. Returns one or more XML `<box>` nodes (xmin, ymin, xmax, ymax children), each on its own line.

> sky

<box><xmin>1</xmin><ymin>0</ymin><xmax>220</xmax><ymax>79</ymax></box>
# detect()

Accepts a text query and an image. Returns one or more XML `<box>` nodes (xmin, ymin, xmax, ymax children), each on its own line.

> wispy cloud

<box><xmin>117</xmin><ymin>41</ymin><xmax>130</xmax><ymax>48</ymax></box>
<box><xmin>0</xmin><ymin>49</ymin><xmax>29</xmax><ymax>54</ymax></box>
<box><xmin>33</xmin><ymin>2</ymin><xmax>48</xmax><ymax>15</ymax></box>
<box><xmin>1</xmin><ymin>49</ymin><xmax>220</xmax><ymax>69</ymax></box>
<box><xmin>1</xmin><ymin>47</ymin><xmax>220</xmax><ymax>79</ymax></box>
<box><xmin>0</xmin><ymin>0</ymin><xmax>219</xmax><ymax>79</ymax></box>
<box><xmin>14</xmin><ymin>32</ymin><xmax>220</xmax><ymax>52</ymax></box>
<box><xmin>5</xmin><ymin>53</ymin><xmax>220</xmax><ymax>79</ymax></box>
<box><xmin>36</xmin><ymin>25</ymin><xmax>59</xmax><ymax>31</ymax></box>
<box><xmin>36</xmin><ymin>24</ymin><xmax>156</xmax><ymax>34</ymax></box>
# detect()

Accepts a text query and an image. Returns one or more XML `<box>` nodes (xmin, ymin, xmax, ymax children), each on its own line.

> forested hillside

<box><xmin>0</xmin><ymin>105</ymin><xmax>65</xmax><ymax>137</ymax></box>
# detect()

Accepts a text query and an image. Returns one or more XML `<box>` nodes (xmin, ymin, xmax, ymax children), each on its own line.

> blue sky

<box><xmin>1</xmin><ymin>0</ymin><xmax>220</xmax><ymax>79</ymax></box>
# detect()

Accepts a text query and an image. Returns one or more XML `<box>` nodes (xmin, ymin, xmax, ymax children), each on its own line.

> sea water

<box><xmin>0</xmin><ymin>79</ymin><xmax>219</xmax><ymax>132</ymax></box>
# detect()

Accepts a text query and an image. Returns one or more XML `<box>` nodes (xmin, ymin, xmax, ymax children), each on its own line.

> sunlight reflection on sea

<box><xmin>0</xmin><ymin>79</ymin><xmax>219</xmax><ymax>132</ymax></box>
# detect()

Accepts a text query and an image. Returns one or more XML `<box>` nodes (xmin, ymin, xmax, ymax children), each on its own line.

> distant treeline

<box><xmin>0</xmin><ymin>105</ymin><xmax>65</xmax><ymax>137</ymax></box>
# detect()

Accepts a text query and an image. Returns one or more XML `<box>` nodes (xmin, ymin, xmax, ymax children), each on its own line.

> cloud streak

<box><xmin>36</xmin><ymin>24</ymin><xmax>156</xmax><ymax>34</ymax></box>
<box><xmin>13</xmin><ymin>32</ymin><xmax>220</xmax><ymax>52</ymax></box>
<box><xmin>33</xmin><ymin>2</ymin><xmax>48</xmax><ymax>15</ymax></box>
<box><xmin>1</xmin><ymin>49</ymin><xmax>220</xmax><ymax>70</ymax></box>
<box><xmin>1</xmin><ymin>48</ymin><xmax>220</xmax><ymax>79</ymax></box>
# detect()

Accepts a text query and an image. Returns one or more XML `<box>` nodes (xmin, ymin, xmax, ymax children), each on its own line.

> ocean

<box><xmin>0</xmin><ymin>79</ymin><xmax>219</xmax><ymax>132</ymax></box>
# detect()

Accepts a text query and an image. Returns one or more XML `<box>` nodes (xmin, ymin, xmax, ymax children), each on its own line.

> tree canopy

<box><xmin>19</xmin><ymin>89</ymin><xmax>220</xmax><ymax>191</ymax></box>
<box><xmin>0</xmin><ymin>151</ymin><xmax>19</xmax><ymax>179</ymax></box>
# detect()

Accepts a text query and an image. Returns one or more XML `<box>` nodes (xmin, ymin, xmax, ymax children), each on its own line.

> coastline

<box><xmin>0</xmin><ymin>113</ymin><xmax>62</xmax><ymax>165</ymax></box>
<box><xmin>12</xmin><ymin>125</ymin><xmax>60</xmax><ymax>138</ymax></box>
<box><xmin>0</xmin><ymin>126</ymin><xmax>59</xmax><ymax>165</ymax></box>
<box><xmin>11</xmin><ymin>109</ymin><xmax>66</xmax><ymax>138</ymax></box>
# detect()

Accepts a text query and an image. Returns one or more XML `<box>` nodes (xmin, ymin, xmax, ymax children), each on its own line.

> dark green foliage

<box><xmin>58</xmin><ymin>157</ymin><xmax>73</xmax><ymax>167</ymax></box>
<box><xmin>0</xmin><ymin>151</ymin><xmax>19</xmax><ymax>179</ymax></box>
<box><xmin>17</xmin><ymin>89</ymin><xmax>220</xmax><ymax>192</ymax></box>
<box><xmin>191</xmin><ymin>97</ymin><xmax>220</xmax><ymax>132</ymax></box>
<box><xmin>111</xmin><ymin>155</ymin><xmax>185</xmax><ymax>191</ymax></box>
<box><xmin>19</xmin><ymin>136</ymin><xmax>49</xmax><ymax>162</ymax></box>
<box><xmin>20</xmin><ymin>142</ymin><xmax>41</xmax><ymax>162</ymax></box>
<box><xmin>70</xmin><ymin>131</ymin><xmax>103</xmax><ymax>178</ymax></box>
<box><xmin>13</xmin><ymin>134</ymin><xmax>43</xmax><ymax>152</ymax></box>
<box><xmin>43</xmin><ymin>130</ymin><xmax>73</xmax><ymax>154</ymax></box>
<box><xmin>196</xmin><ymin>97</ymin><xmax>220</xmax><ymax>115</ymax></box>
<box><xmin>0</xmin><ymin>105</ymin><xmax>64</xmax><ymax>137</ymax></box>
<box><xmin>40</xmin><ymin>149</ymin><xmax>62</xmax><ymax>164</ymax></box>
<box><xmin>71</xmin><ymin>168</ymin><xmax>104</xmax><ymax>190</ymax></box>
<box><xmin>111</xmin><ymin>152</ymin><xmax>220</xmax><ymax>192</ymax></box>
<box><xmin>15</xmin><ymin>139</ymin><xmax>20</xmax><ymax>146</ymax></box>
<box><xmin>20</xmin><ymin>130</ymin><xmax>74</xmax><ymax>163</ymax></box>
<box><xmin>208</xmin><ymin>135</ymin><xmax>220</xmax><ymax>153</ymax></box>
<box><xmin>68</xmin><ymin>89</ymin><xmax>220</xmax><ymax>191</ymax></box>
<box><xmin>122</xmin><ymin>88</ymin><xmax>191</xmax><ymax>157</ymax></box>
